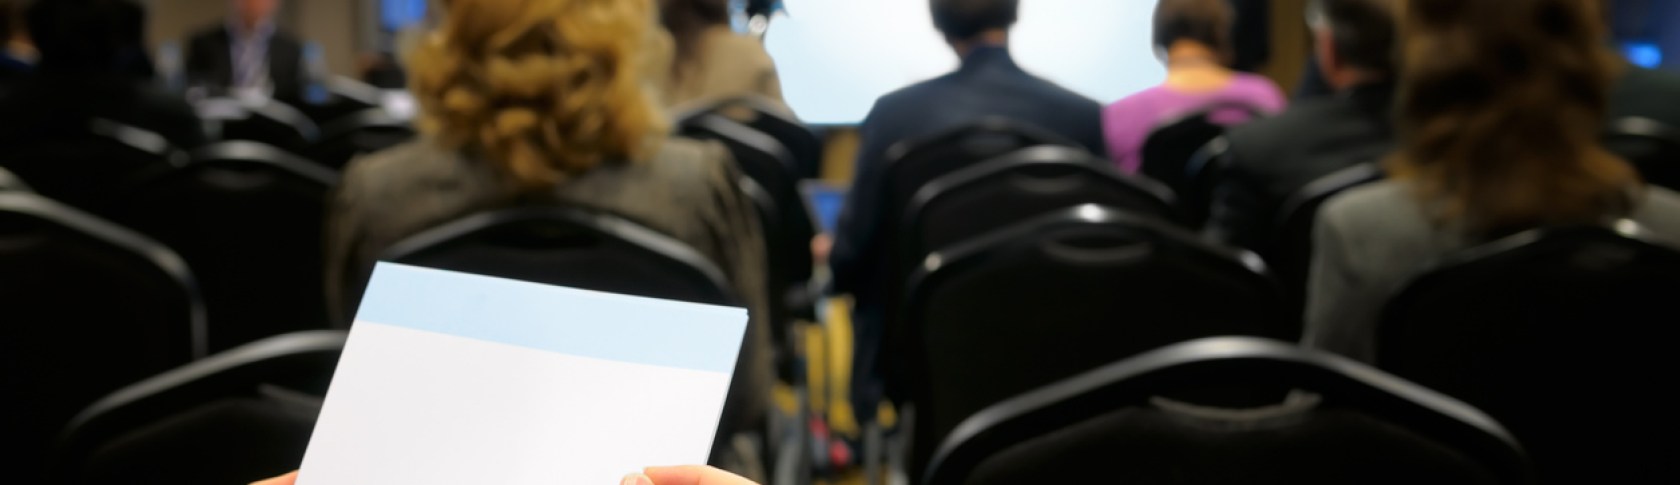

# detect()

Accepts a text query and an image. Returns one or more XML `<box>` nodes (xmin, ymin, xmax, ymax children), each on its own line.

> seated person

<box><xmin>658</xmin><ymin>0</ymin><xmax>786</xmax><ymax>109</ymax></box>
<box><xmin>184</xmin><ymin>0</ymin><xmax>305</xmax><ymax>101</ymax></box>
<box><xmin>1103</xmin><ymin>0</ymin><xmax>1286</xmax><ymax>173</ymax></box>
<box><xmin>1304</xmin><ymin>0</ymin><xmax>1680</xmax><ymax>363</ymax></box>
<box><xmin>829</xmin><ymin>0</ymin><xmax>1106</xmax><ymax>426</ymax></box>
<box><xmin>1206</xmin><ymin>0</ymin><xmax>1397</xmax><ymax>252</ymax></box>
<box><xmin>0</xmin><ymin>0</ymin><xmax>33</xmax><ymax>84</ymax></box>
<box><xmin>0</xmin><ymin>0</ymin><xmax>204</xmax><ymax>150</ymax></box>
<box><xmin>323</xmin><ymin>0</ymin><xmax>770</xmax><ymax>469</ymax></box>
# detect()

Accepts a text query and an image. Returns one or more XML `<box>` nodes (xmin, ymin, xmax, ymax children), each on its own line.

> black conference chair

<box><xmin>867</xmin><ymin>118</ymin><xmax>1088</xmax><ymax>317</ymax></box>
<box><xmin>379</xmin><ymin>207</ymin><xmax>753</xmax><ymax>462</ymax></box>
<box><xmin>0</xmin><ymin>166</ymin><xmax>29</xmax><ymax>191</ymax></box>
<box><xmin>307</xmin><ymin>108</ymin><xmax>417</xmax><ymax>170</ymax></box>
<box><xmin>1270</xmin><ymin>163</ymin><xmax>1383</xmax><ymax>310</ymax></box>
<box><xmin>53</xmin><ymin>331</ymin><xmax>345</xmax><ymax>485</ymax></box>
<box><xmin>294</xmin><ymin>76</ymin><xmax>387</xmax><ymax>126</ymax></box>
<box><xmin>924</xmin><ymin>337</ymin><xmax>1534</xmax><ymax>485</ymax></box>
<box><xmin>679</xmin><ymin>112</ymin><xmax>817</xmax><ymax>327</ymax></box>
<box><xmin>107</xmin><ymin>141</ymin><xmax>338</xmax><ymax>353</ymax></box>
<box><xmin>894</xmin><ymin>204</ymin><xmax>1290</xmax><ymax>475</ymax></box>
<box><xmin>0</xmin><ymin>119</ymin><xmax>186</xmax><ymax>213</ymax></box>
<box><xmin>1179</xmin><ymin>136</ymin><xmax>1231</xmax><ymax>227</ymax></box>
<box><xmin>1604</xmin><ymin>116</ymin><xmax>1680</xmax><ymax>190</ymax></box>
<box><xmin>1378</xmin><ymin>225</ymin><xmax>1680</xmax><ymax>483</ymax></box>
<box><xmin>901</xmin><ymin>145</ymin><xmax>1177</xmax><ymax>264</ymax></box>
<box><xmin>197</xmin><ymin>97</ymin><xmax>321</xmax><ymax>153</ymax></box>
<box><xmin>1139</xmin><ymin>103</ymin><xmax>1264</xmax><ymax>201</ymax></box>
<box><xmin>678</xmin><ymin>95</ymin><xmax>824</xmax><ymax>179</ymax></box>
<box><xmin>380</xmin><ymin>207</ymin><xmax>738</xmax><ymax>309</ymax></box>
<box><xmin>0</xmin><ymin>192</ymin><xmax>206</xmax><ymax>483</ymax></box>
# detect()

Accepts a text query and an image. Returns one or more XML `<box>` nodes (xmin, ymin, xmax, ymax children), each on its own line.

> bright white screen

<box><xmin>765</xmin><ymin>0</ymin><xmax>1166</xmax><ymax>125</ymax></box>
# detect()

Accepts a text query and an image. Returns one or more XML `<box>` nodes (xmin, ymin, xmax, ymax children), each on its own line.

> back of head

<box><xmin>1309</xmin><ymin>0</ymin><xmax>1399</xmax><ymax>78</ymax></box>
<box><xmin>1388</xmin><ymin>0</ymin><xmax>1636</xmax><ymax>233</ymax></box>
<box><xmin>27</xmin><ymin>0</ymin><xmax>152</xmax><ymax>76</ymax></box>
<box><xmin>411</xmin><ymin>0</ymin><xmax>669</xmax><ymax>193</ymax></box>
<box><xmin>929</xmin><ymin>0</ymin><xmax>1018</xmax><ymax>42</ymax></box>
<box><xmin>1152</xmin><ymin>0</ymin><xmax>1235</xmax><ymax>65</ymax></box>
<box><xmin>659</xmin><ymin>0</ymin><xmax>730</xmax><ymax>73</ymax></box>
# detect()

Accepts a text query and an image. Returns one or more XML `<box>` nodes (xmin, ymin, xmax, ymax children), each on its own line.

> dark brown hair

<box><xmin>659</xmin><ymin>0</ymin><xmax>730</xmax><ymax>76</ymax></box>
<box><xmin>1388</xmin><ymin>0</ymin><xmax>1637</xmax><ymax>233</ymax></box>
<box><xmin>930</xmin><ymin>0</ymin><xmax>1018</xmax><ymax>41</ymax></box>
<box><xmin>1152</xmin><ymin>0</ymin><xmax>1234</xmax><ymax>65</ymax></box>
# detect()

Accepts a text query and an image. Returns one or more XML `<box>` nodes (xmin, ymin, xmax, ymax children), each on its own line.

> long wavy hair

<box><xmin>1387</xmin><ymin>0</ymin><xmax>1636</xmax><ymax>233</ymax></box>
<box><xmin>411</xmin><ymin>0</ymin><xmax>671</xmax><ymax>192</ymax></box>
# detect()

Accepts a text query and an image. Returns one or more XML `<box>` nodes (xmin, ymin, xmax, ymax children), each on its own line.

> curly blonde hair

<box><xmin>411</xmin><ymin>0</ymin><xmax>671</xmax><ymax>192</ymax></box>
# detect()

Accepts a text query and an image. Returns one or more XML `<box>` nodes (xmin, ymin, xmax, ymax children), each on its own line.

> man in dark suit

<box><xmin>828</xmin><ymin>0</ymin><xmax>1105</xmax><ymax>425</ymax></box>
<box><xmin>184</xmin><ymin>0</ymin><xmax>304</xmax><ymax>100</ymax></box>
<box><xmin>1206</xmin><ymin>0</ymin><xmax>1397</xmax><ymax>253</ymax></box>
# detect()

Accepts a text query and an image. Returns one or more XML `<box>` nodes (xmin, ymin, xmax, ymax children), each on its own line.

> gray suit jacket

<box><xmin>1304</xmin><ymin>181</ymin><xmax>1680</xmax><ymax>363</ymax></box>
<box><xmin>324</xmin><ymin>137</ymin><xmax>772</xmax><ymax>431</ymax></box>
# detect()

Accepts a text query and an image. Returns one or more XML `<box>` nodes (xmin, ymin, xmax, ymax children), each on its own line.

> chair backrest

<box><xmin>0</xmin><ymin>192</ymin><xmax>206</xmax><ymax>481</ymax></box>
<box><xmin>886</xmin><ymin>119</ymin><xmax>1083</xmax><ymax>212</ymax></box>
<box><xmin>902</xmin><ymin>145</ymin><xmax>1178</xmax><ymax>263</ymax></box>
<box><xmin>197</xmin><ymin>97</ymin><xmax>321</xmax><ymax>153</ymax></box>
<box><xmin>677</xmin><ymin>95</ymin><xmax>824</xmax><ymax>178</ymax></box>
<box><xmin>53</xmin><ymin>331</ymin><xmax>345</xmax><ymax>485</ymax></box>
<box><xmin>107</xmin><ymin>141</ymin><xmax>338</xmax><ymax>353</ymax></box>
<box><xmin>1604</xmin><ymin>116</ymin><xmax>1680</xmax><ymax>191</ymax></box>
<box><xmin>924</xmin><ymin>337</ymin><xmax>1533</xmax><ymax>485</ymax></box>
<box><xmin>307</xmin><ymin>108</ymin><xmax>417</xmax><ymax>170</ymax></box>
<box><xmin>0</xmin><ymin>118</ymin><xmax>185</xmax><ymax>213</ymax></box>
<box><xmin>1180</xmin><ymin>136</ymin><xmax>1232</xmax><ymax>228</ymax></box>
<box><xmin>1377</xmin><ymin>225</ymin><xmax>1680</xmax><ymax>483</ymax></box>
<box><xmin>678</xmin><ymin>113</ymin><xmax>815</xmax><ymax>324</ymax></box>
<box><xmin>0</xmin><ymin>166</ymin><xmax>29</xmax><ymax>191</ymax></box>
<box><xmin>1140</xmin><ymin>103</ymin><xmax>1264</xmax><ymax>198</ymax></box>
<box><xmin>383</xmin><ymin>206</ymin><xmax>737</xmax><ymax>308</ymax></box>
<box><xmin>1270</xmin><ymin>162</ymin><xmax>1382</xmax><ymax>309</ymax></box>
<box><xmin>898</xmin><ymin>204</ymin><xmax>1289</xmax><ymax>474</ymax></box>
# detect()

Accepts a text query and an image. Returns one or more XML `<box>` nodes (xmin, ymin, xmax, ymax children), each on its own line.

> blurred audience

<box><xmin>1207</xmin><ymin>0</ymin><xmax>1397</xmax><ymax>251</ymax></box>
<box><xmin>1304</xmin><ymin>0</ymin><xmax>1680</xmax><ymax>364</ymax></box>
<box><xmin>828</xmin><ymin>0</ymin><xmax>1105</xmax><ymax>425</ymax></box>
<box><xmin>0</xmin><ymin>0</ymin><xmax>203</xmax><ymax>149</ymax></box>
<box><xmin>0</xmin><ymin>0</ymin><xmax>33</xmax><ymax>83</ymax></box>
<box><xmin>659</xmin><ymin>0</ymin><xmax>786</xmax><ymax>110</ymax></box>
<box><xmin>1103</xmin><ymin>0</ymin><xmax>1286</xmax><ymax>174</ymax></box>
<box><xmin>185</xmin><ymin>0</ymin><xmax>306</xmax><ymax>100</ymax></box>
<box><xmin>322</xmin><ymin>0</ymin><xmax>770</xmax><ymax>466</ymax></box>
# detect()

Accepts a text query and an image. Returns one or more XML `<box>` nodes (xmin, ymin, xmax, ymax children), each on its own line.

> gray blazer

<box><xmin>324</xmin><ymin>137</ymin><xmax>772</xmax><ymax>430</ymax></box>
<box><xmin>1304</xmin><ymin>181</ymin><xmax>1680</xmax><ymax>363</ymax></box>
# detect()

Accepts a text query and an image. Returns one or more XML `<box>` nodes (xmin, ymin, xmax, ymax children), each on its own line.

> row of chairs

<box><xmin>42</xmin><ymin>333</ymin><xmax>1546</xmax><ymax>485</ymax></box>
<box><xmin>835</xmin><ymin>111</ymin><xmax>1680</xmax><ymax>483</ymax></box>
<box><xmin>1</xmin><ymin>183</ymin><xmax>755</xmax><ymax>482</ymax></box>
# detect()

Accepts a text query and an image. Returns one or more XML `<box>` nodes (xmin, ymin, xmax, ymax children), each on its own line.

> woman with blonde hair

<box><xmin>323</xmin><ymin>0</ymin><xmax>772</xmax><ymax>465</ymax></box>
<box><xmin>1304</xmin><ymin>0</ymin><xmax>1680</xmax><ymax>363</ymax></box>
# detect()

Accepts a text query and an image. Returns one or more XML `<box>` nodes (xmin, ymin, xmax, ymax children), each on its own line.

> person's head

<box><xmin>929</xmin><ymin>0</ymin><xmax>1018</xmax><ymax>51</ymax></box>
<box><xmin>1388</xmin><ymin>0</ymin><xmax>1636</xmax><ymax>233</ymax></box>
<box><xmin>1152</xmin><ymin>0</ymin><xmax>1234</xmax><ymax>65</ymax></box>
<box><xmin>231</xmin><ymin>0</ymin><xmax>280</xmax><ymax>31</ymax></box>
<box><xmin>27</xmin><ymin>0</ymin><xmax>152</xmax><ymax>76</ymax></box>
<box><xmin>1306</xmin><ymin>0</ymin><xmax>1397</xmax><ymax>90</ymax></box>
<box><xmin>411</xmin><ymin>0</ymin><xmax>669</xmax><ymax>193</ymax></box>
<box><xmin>658</xmin><ymin>0</ymin><xmax>730</xmax><ymax>73</ymax></box>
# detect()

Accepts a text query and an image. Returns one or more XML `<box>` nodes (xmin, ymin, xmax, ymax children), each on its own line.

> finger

<box><xmin>642</xmin><ymin>465</ymin><xmax>756</xmax><ymax>485</ymax></box>
<box><xmin>250</xmin><ymin>471</ymin><xmax>299</xmax><ymax>485</ymax></box>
